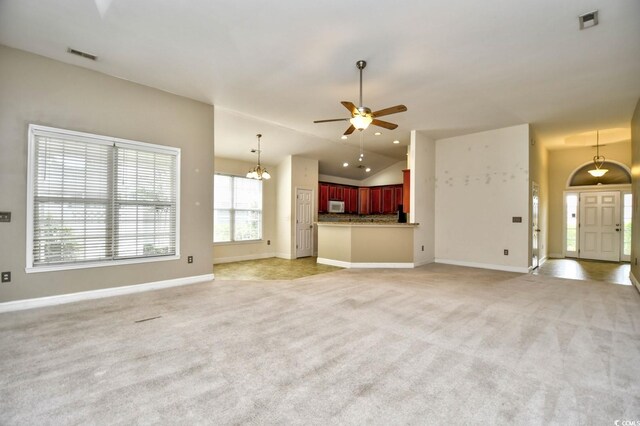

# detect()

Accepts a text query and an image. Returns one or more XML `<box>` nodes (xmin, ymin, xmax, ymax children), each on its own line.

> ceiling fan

<box><xmin>314</xmin><ymin>60</ymin><xmax>407</xmax><ymax>136</ymax></box>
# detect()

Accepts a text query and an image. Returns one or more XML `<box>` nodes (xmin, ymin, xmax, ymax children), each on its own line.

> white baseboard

<box><xmin>413</xmin><ymin>258</ymin><xmax>435</xmax><ymax>267</ymax></box>
<box><xmin>0</xmin><ymin>273</ymin><xmax>214</xmax><ymax>313</ymax></box>
<box><xmin>317</xmin><ymin>258</ymin><xmax>415</xmax><ymax>269</ymax></box>
<box><xmin>276</xmin><ymin>252</ymin><xmax>294</xmax><ymax>260</ymax></box>
<box><xmin>528</xmin><ymin>256</ymin><xmax>549</xmax><ymax>271</ymax></box>
<box><xmin>631</xmin><ymin>272</ymin><xmax>640</xmax><ymax>294</ymax></box>
<box><xmin>213</xmin><ymin>252</ymin><xmax>275</xmax><ymax>265</ymax></box>
<box><xmin>548</xmin><ymin>253</ymin><xmax>564</xmax><ymax>259</ymax></box>
<box><xmin>435</xmin><ymin>258</ymin><xmax>529</xmax><ymax>273</ymax></box>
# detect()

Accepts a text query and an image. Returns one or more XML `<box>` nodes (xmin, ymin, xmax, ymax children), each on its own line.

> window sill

<box><xmin>25</xmin><ymin>255</ymin><xmax>180</xmax><ymax>274</ymax></box>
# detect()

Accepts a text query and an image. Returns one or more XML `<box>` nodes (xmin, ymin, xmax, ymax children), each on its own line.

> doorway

<box><xmin>532</xmin><ymin>182</ymin><xmax>540</xmax><ymax>269</ymax></box>
<box><xmin>295</xmin><ymin>188</ymin><xmax>313</xmax><ymax>258</ymax></box>
<box><xmin>564</xmin><ymin>190</ymin><xmax>631</xmax><ymax>262</ymax></box>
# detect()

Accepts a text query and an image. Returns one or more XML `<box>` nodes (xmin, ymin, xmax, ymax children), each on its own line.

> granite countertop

<box><xmin>317</xmin><ymin>222</ymin><xmax>419</xmax><ymax>227</ymax></box>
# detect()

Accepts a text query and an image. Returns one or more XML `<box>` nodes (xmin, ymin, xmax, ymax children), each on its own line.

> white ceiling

<box><xmin>1</xmin><ymin>0</ymin><xmax>639</xmax><ymax>177</ymax></box>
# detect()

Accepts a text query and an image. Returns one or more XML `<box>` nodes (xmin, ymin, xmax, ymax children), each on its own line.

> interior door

<box><xmin>296</xmin><ymin>188</ymin><xmax>313</xmax><ymax>258</ymax></box>
<box><xmin>579</xmin><ymin>191</ymin><xmax>620</xmax><ymax>261</ymax></box>
<box><xmin>531</xmin><ymin>182</ymin><xmax>540</xmax><ymax>269</ymax></box>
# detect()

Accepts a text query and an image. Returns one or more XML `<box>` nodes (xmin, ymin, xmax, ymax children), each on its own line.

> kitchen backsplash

<box><xmin>318</xmin><ymin>213</ymin><xmax>399</xmax><ymax>223</ymax></box>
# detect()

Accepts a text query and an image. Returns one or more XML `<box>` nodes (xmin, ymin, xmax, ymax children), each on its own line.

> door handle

<box><xmin>309</xmin><ymin>225</ymin><xmax>313</xmax><ymax>229</ymax></box>
<box><xmin>616</xmin><ymin>228</ymin><xmax>620</xmax><ymax>232</ymax></box>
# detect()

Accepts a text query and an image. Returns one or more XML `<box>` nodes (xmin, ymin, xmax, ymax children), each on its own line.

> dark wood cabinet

<box><xmin>395</xmin><ymin>186</ymin><xmax>403</xmax><ymax>211</ymax></box>
<box><xmin>358</xmin><ymin>187</ymin><xmax>370</xmax><ymax>214</ymax></box>
<box><xmin>319</xmin><ymin>183</ymin><xmax>329</xmax><ymax>213</ymax></box>
<box><xmin>335</xmin><ymin>186</ymin><xmax>344</xmax><ymax>201</ymax></box>
<box><xmin>345</xmin><ymin>187</ymin><xmax>358</xmax><ymax>214</ymax></box>
<box><xmin>382</xmin><ymin>187</ymin><xmax>395</xmax><ymax>214</ymax></box>
<box><xmin>370</xmin><ymin>187</ymin><xmax>382</xmax><ymax>214</ymax></box>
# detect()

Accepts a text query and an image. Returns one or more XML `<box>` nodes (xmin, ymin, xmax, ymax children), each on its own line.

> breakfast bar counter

<box><xmin>316</xmin><ymin>222</ymin><xmax>418</xmax><ymax>268</ymax></box>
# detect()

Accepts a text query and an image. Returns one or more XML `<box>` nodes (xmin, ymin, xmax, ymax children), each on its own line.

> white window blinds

<box><xmin>28</xmin><ymin>125</ymin><xmax>179</xmax><ymax>269</ymax></box>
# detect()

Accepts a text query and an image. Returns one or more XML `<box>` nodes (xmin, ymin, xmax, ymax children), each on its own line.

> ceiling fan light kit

<box><xmin>247</xmin><ymin>134</ymin><xmax>271</xmax><ymax>180</ymax></box>
<box><xmin>314</xmin><ymin>60</ymin><xmax>407</xmax><ymax>136</ymax></box>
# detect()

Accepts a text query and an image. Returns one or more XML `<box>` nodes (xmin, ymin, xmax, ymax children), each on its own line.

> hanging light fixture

<box><xmin>588</xmin><ymin>130</ymin><xmax>608</xmax><ymax>177</ymax></box>
<box><xmin>246</xmin><ymin>134</ymin><xmax>271</xmax><ymax>180</ymax></box>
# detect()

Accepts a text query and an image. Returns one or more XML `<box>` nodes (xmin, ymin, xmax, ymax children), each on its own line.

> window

<box><xmin>214</xmin><ymin>174</ymin><xmax>262</xmax><ymax>242</ymax></box>
<box><xmin>27</xmin><ymin>124</ymin><xmax>180</xmax><ymax>271</ymax></box>
<box><xmin>565</xmin><ymin>193</ymin><xmax>578</xmax><ymax>255</ymax></box>
<box><xmin>623</xmin><ymin>193</ymin><xmax>632</xmax><ymax>257</ymax></box>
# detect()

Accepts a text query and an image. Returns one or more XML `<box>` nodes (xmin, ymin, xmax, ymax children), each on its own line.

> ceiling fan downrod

<box><xmin>356</xmin><ymin>60</ymin><xmax>366</xmax><ymax>108</ymax></box>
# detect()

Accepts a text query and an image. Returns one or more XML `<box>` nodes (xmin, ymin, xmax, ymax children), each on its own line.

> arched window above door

<box><xmin>567</xmin><ymin>161</ymin><xmax>631</xmax><ymax>187</ymax></box>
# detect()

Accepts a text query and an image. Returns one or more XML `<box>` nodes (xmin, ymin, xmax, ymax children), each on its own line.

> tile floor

<box><xmin>533</xmin><ymin>258</ymin><xmax>631</xmax><ymax>285</ymax></box>
<box><xmin>213</xmin><ymin>256</ymin><xmax>341</xmax><ymax>280</ymax></box>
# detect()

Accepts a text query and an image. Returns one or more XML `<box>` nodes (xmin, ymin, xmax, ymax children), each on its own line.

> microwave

<box><xmin>328</xmin><ymin>200</ymin><xmax>345</xmax><ymax>213</ymax></box>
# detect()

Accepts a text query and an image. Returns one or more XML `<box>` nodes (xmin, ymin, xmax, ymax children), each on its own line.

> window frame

<box><xmin>26</xmin><ymin>124</ymin><xmax>181</xmax><ymax>273</ymax></box>
<box><xmin>213</xmin><ymin>173</ymin><xmax>263</xmax><ymax>244</ymax></box>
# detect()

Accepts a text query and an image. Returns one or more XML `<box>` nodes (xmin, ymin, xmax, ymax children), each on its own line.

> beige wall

<box><xmin>0</xmin><ymin>46</ymin><xmax>214</xmax><ymax>302</ymax></box>
<box><xmin>275</xmin><ymin>156</ymin><xmax>293</xmax><ymax>258</ymax></box>
<box><xmin>212</xmin><ymin>157</ymin><xmax>276</xmax><ymax>264</ymax></box>
<box><xmin>631</xmin><ymin>99</ymin><xmax>640</xmax><ymax>290</ymax></box>
<box><xmin>547</xmin><ymin>141</ymin><xmax>632</xmax><ymax>257</ymax></box>
<box><xmin>435</xmin><ymin>124</ymin><xmax>530</xmax><ymax>272</ymax></box>
<box><xmin>529</xmin><ymin>129</ymin><xmax>549</xmax><ymax>264</ymax></box>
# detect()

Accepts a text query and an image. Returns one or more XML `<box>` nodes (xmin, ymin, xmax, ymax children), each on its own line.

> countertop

<box><xmin>316</xmin><ymin>222</ymin><xmax>419</xmax><ymax>227</ymax></box>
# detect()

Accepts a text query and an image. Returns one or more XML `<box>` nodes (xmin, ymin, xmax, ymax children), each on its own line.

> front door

<box><xmin>532</xmin><ymin>182</ymin><xmax>540</xmax><ymax>269</ymax></box>
<box><xmin>579</xmin><ymin>191</ymin><xmax>620</xmax><ymax>261</ymax></box>
<box><xmin>295</xmin><ymin>188</ymin><xmax>313</xmax><ymax>258</ymax></box>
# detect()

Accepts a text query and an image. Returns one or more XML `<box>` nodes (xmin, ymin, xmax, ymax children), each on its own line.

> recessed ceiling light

<box><xmin>393</xmin><ymin>140</ymin><xmax>400</xmax><ymax>144</ymax></box>
<box><xmin>365</xmin><ymin>167</ymin><xmax>371</xmax><ymax>172</ymax></box>
<box><xmin>341</xmin><ymin>135</ymin><xmax>348</xmax><ymax>140</ymax></box>
<box><xmin>343</xmin><ymin>162</ymin><xmax>349</xmax><ymax>167</ymax></box>
<box><xmin>374</xmin><ymin>132</ymin><xmax>381</xmax><ymax>136</ymax></box>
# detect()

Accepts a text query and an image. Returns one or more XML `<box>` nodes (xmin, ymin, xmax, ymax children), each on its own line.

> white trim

<box><xmin>435</xmin><ymin>258</ymin><xmax>529</xmax><ymax>273</ymax></box>
<box><xmin>213</xmin><ymin>252</ymin><xmax>275</xmax><ymax>265</ymax></box>
<box><xmin>0</xmin><ymin>273</ymin><xmax>214</xmax><ymax>313</ymax></box>
<box><xmin>317</xmin><ymin>258</ymin><xmax>415</xmax><ymax>268</ymax></box>
<box><xmin>26</xmin><ymin>124</ymin><xmax>181</xmax><ymax>271</ymax></box>
<box><xmin>548</xmin><ymin>253</ymin><xmax>564</xmax><ymax>259</ymax></box>
<box><xmin>630</xmin><ymin>272</ymin><xmax>640</xmax><ymax>294</ymax></box>
<box><xmin>413</xmin><ymin>258</ymin><xmax>434</xmax><ymax>267</ymax></box>
<box><xmin>276</xmin><ymin>252</ymin><xmax>294</xmax><ymax>260</ymax></box>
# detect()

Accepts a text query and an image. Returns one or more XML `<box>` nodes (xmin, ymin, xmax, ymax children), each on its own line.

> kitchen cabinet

<box><xmin>319</xmin><ymin>183</ymin><xmax>329</xmax><ymax>213</ymax></box>
<box><xmin>335</xmin><ymin>186</ymin><xmax>344</xmax><ymax>201</ymax></box>
<box><xmin>382</xmin><ymin>187</ymin><xmax>395</xmax><ymax>214</ymax></box>
<box><xmin>358</xmin><ymin>187</ymin><xmax>370</xmax><ymax>214</ymax></box>
<box><xmin>370</xmin><ymin>187</ymin><xmax>382</xmax><ymax>214</ymax></box>
<box><xmin>345</xmin><ymin>187</ymin><xmax>358</xmax><ymax>214</ymax></box>
<box><xmin>395</xmin><ymin>186</ymin><xmax>403</xmax><ymax>211</ymax></box>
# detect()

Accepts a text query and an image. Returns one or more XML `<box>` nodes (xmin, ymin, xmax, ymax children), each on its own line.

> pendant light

<box><xmin>246</xmin><ymin>134</ymin><xmax>270</xmax><ymax>180</ymax></box>
<box><xmin>587</xmin><ymin>130</ymin><xmax>608</xmax><ymax>177</ymax></box>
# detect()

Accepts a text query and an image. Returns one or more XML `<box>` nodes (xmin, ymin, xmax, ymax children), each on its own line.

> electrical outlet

<box><xmin>187</xmin><ymin>256</ymin><xmax>193</xmax><ymax>264</ymax></box>
<box><xmin>504</xmin><ymin>249</ymin><xmax>509</xmax><ymax>256</ymax></box>
<box><xmin>267</xmin><ymin>240</ymin><xmax>271</xmax><ymax>245</ymax></box>
<box><xmin>1</xmin><ymin>271</ymin><xmax>10</xmax><ymax>283</ymax></box>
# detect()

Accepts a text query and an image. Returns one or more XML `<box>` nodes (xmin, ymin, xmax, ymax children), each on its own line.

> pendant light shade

<box><xmin>587</xmin><ymin>130</ymin><xmax>608</xmax><ymax>177</ymax></box>
<box><xmin>247</xmin><ymin>134</ymin><xmax>270</xmax><ymax>180</ymax></box>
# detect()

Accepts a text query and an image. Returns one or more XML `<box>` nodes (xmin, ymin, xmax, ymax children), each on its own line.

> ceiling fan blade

<box><xmin>371</xmin><ymin>105</ymin><xmax>407</xmax><ymax>118</ymax></box>
<box><xmin>371</xmin><ymin>119</ymin><xmax>398</xmax><ymax>130</ymax></box>
<box><xmin>314</xmin><ymin>118</ymin><xmax>349</xmax><ymax>123</ymax></box>
<box><xmin>344</xmin><ymin>125</ymin><xmax>356</xmax><ymax>135</ymax></box>
<box><xmin>341</xmin><ymin>101</ymin><xmax>358</xmax><ymax>116</ymax></box>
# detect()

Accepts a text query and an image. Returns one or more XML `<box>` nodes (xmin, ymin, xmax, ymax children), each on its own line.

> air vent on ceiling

<box><xmin>66</xmin><ymin>47</ymin><xmax>98</xmax><ymax>61</ymax></box>
<box><xmin>579</xmin><ymin>10</ymin><xmax>599</xmax><ymax>30</ymax></box>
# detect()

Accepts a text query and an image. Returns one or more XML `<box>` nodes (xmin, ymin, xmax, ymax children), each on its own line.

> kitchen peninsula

<box><xmin>317</xmin><ymin>221</ymin><xmax>418</xmax><ymax>268</ymax></box>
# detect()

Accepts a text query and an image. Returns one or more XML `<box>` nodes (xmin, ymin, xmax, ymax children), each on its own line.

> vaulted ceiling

<box><xmin>1</xmin><ymin>0</ymin><xmax>639</xmax><ymax>178</ymax></box>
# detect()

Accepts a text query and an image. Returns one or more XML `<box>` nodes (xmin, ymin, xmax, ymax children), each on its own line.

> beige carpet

<box><xmin>1</xmin><ymin>264</ymin><xmax>639</xmax><ymax>424</ymax></box>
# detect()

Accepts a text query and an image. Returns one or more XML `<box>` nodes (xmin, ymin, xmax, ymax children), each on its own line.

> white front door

<box><xmin>295</xmin><ymin>188</ymin><xmax>313</xmax><ymax>258</ymax></box>
<box><xmin>579</xmin><ymin>191</ymin><xmax>620</xmax><ymax>261</ymax></box>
